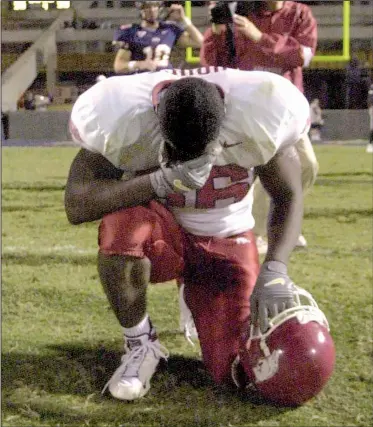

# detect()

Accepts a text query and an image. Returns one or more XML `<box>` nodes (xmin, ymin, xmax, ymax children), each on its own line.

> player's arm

<box><xmin>64</xmin><ymin>148</ymin><xmax>157</xmax><ymax>224</ymax></box>
<box><xmin>166</xmin><ymin>4</ymin><xmax>203</xmax><ymax>48</ymax></box>
<box><xmin>65</xmin><ymin>147</ymin><xmax>216</xmax><ymax>225</ymax></box>
<box><xmin>251</xmin><ymin>145</ymin><xmax>303</xmax><ymax>333</ymax></box>
<box><xmin>176</xmin><ymin>21</ymin><xmax>203</xmax><ymax>48</ymax></box>
<box><xmin>233</xmin><ymin>6</ymin><xmax>317</xmax><ymax>69</ymax></box>
<box><xmin>255</xmin><ymin>145</ymin><xmax>303</xmax><ymax>265</ymax></box>
<box><xmin>113</xmin><ymin>27</ymin><xmax>157</xmax><ymax>73</ymax></box>
<box><xmin>113</xmin><ymin>45</ymin><xmax>159</xmax><ymax>73</ymax></box>
<box><xmin>113</xmin><ymin>47</ymin><xmax>134</xmax><ymax>74</ymax></box>
<box><xmin>112</xmin><ymin>26</ymin><xmax>137</xmax><ymax>74</ymax></box>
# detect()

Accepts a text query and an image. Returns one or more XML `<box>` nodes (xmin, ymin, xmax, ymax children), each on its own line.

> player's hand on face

<box><xmin>165</xmin><ymin>151</ymin><xmax>216</xmax><ymax>192</ymax></box>
<box><xmin>149</xmin><ymin>144</ymin><xmax>219</xmax><ymax>198</ymax></box>
<box><xmin>250</xmin><ymin>261</ymin><xmax>297</xmax><ymax>334</ymax></box>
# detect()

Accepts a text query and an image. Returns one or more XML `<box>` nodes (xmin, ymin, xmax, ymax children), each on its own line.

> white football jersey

<box><xmin>70</xmin><ymin>67</ymin><xmax>310</xmax><ymax>237</ymax></box>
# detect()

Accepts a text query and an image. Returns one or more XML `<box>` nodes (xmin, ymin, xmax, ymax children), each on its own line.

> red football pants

<box><xmin>99</xmin><ymin>201</ymin><xmax>259</xmax><ymax>384</ymax></box>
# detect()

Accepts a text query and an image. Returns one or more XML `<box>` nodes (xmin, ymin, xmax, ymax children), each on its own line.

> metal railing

<box><xmin>1</xmin><ymin>10</ymin><xmax>72</xmax><ymax>112</ymax></box>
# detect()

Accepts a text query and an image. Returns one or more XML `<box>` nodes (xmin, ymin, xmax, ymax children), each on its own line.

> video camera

<box><xmin>210</xmin><ymin>1</ymin><xmax>263</xmax><ymax>24</ymax></box>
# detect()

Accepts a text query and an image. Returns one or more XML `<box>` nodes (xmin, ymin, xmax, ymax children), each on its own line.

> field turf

<box><xmin>2</xmin><ymin>145</ymin><xmax>372</xmax><ymax>427</ymax></box>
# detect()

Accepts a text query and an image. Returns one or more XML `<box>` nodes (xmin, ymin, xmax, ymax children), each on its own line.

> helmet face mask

<box><xmin>235</xmin><ymin>286</ymin><xmax>336</xmax><ymax>407</ymax></box>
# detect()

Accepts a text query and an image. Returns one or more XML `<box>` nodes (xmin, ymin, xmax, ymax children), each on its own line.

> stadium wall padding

<box><xmin>8</xmin><ymin>110</ymin><xmax>71</xmax><ymax>141</ymax></box>
<box><xmin>6</xmin><ymin>109</ymin><xmax>370</xmax><ymax>142</ymax></box>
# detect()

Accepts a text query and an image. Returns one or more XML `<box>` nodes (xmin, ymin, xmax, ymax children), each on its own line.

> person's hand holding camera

<box><xmin>233</xmin><ymin>14</ymin><xmax>262</xmax><ymax>42</ymax></box>
<box><xmin>167</xmin><ymin>3</ymin><xmax>192</xmax><ymax>28</ymax></box>
<box><xmin>208</xmin><ymin>2</ymin><xmax>226</xmax><ymax>35</ymax></box>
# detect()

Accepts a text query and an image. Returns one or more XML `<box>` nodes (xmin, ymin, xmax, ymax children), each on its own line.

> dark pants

<box><xmin>1</xmin><ymin>113</ymin><xmax>9</xmax><ymax>141</ymax></box>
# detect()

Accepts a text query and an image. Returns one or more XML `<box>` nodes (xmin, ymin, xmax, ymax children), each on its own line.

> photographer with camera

<box><xmin>201</xmin><ymin>1</ymin><xmax>318</xmax><ymax>253</ymax></box>
<box><xmin>202</xmin><ymin>1</ymin><xmax>317</xmax><ymax>93</ymax></box>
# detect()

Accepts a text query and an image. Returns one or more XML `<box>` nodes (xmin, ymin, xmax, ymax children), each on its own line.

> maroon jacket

<box><xmin>201</xmin><ymin>1</ymin><xmax>317</xmax><ymax>93</ymax></box>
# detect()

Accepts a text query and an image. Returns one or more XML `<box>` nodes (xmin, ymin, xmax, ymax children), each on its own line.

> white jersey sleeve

<box><xmin>190</xmin><ymin>68</ymin><xmax>310</xmax><ymax>168</ymax></box>
<box><xmin>69</xmin><ymin>72</ymin><xmax>177</xmax><ymax>171</ymax></box>
<box><xmin>224</xmin><ymin>70</ymin><xmax>310</xmax><ymax>166</ymax></box>
<box><xmin>70</xmin><ymin>75</ymin><xmax>142</xmax><ymax>167</ymax></box>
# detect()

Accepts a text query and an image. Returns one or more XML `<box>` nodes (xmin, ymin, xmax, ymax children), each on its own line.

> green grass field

<box><xmin>2</xmin><ymin>145</ymin><xmax>373</xmax><ymax>427</ymax></box>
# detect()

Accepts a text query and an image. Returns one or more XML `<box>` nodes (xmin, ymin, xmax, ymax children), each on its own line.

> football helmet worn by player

<box><xmin>232</xmin><ymin>286</ymin><xmax>335</xmax><ymax>406</ymax></box>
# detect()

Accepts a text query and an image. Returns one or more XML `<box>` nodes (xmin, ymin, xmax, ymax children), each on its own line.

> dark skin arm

<box><xmin>254</xmin><ymin>145</ymin><xmax>303</xmax><ymax>265</ymax></box>
<box><xmin>64</xmin><ymin>148</ymin><xmax>158</xmax><ymax>225</ymax></box>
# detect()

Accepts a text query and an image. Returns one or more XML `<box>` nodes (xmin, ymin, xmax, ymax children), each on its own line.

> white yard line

<box><xmin>3</xmin><ymin>245</ymin><xmax>97</xmax><ymax>255</ymax></box>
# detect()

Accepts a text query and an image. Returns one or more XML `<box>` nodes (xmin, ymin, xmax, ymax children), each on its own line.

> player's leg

<box><xmin>184</xmin><ymin>231</ymin><xmax>260</xmax><ymax>385</ymax></box>
<box><xmin>98</xmin><ymin>201</ymin><xmax>184</xmax><ymax>400</ymax></box>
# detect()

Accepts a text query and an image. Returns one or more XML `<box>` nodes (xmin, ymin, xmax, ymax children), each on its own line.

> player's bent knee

<box><xmin>98</xmin><ymin>206</ymin><xmax>155</xmax><ymax>256</ymax></box>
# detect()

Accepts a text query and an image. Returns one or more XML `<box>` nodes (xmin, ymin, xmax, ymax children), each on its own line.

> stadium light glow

<box><xmin>12</xmin><ymin>1</ymin><xmax>27</xmax><ymax>10</ymax></box>
<box><xmin>185</xmin><ymin>0</ymin><xmax>351</xmax><ymax>64</ymax></box>
<box><xmin>56</xmin><ymin>1</ymin><xmax>70</xmax><ymax>9</ymax></box>
<box><xmin>29</xmin><ymin>1</ymin><xmax>55</xmax><ymax>10</ymax></box>
<box><xmin>12</xmin><ymin>1</ymin><xmax>70</xmax><ymax>10</ymax></box>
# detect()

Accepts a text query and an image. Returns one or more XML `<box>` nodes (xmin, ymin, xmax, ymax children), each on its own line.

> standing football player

<box><xmin>201</xmin><ymin>0</ymin><xmax>319</xmax><ymax>253</ymax></box>
<box><xmin>113</xmin><ymin>1</ymin><xmax>203</xmax><ymax>74</ymax></box>
<box><xmin>66</xmin><ymin>67</ymin><xmax>319</xmax><ymax>401</ymax></box>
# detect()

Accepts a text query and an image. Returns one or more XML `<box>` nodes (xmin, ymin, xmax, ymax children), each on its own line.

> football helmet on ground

<box><xmin>232</xmin><ymin>286</ymin><xmax>335</xmax><ymax>406</ymax></box>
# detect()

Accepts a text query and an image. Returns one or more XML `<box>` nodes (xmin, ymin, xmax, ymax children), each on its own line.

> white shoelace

<box><xmin>102</xmin><ymin>340</ymin><xmax>169</xmax><ymax>394</ymax></box>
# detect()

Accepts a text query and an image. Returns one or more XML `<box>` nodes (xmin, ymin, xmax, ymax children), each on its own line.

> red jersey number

<box><xmin>167</xmin><ymin>165</ymin><xmax>254</xmax><ymax>209</ymax></box>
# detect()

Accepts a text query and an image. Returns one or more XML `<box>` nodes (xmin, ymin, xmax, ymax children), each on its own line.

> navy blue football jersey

<box><xmin>113</xmin><ymin>22</ymin><xmax>184</xmax><ymax>71</ymax></box>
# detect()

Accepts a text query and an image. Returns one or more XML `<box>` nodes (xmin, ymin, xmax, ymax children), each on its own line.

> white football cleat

<box><xmin>295</xmin><ymin>234</ymin><xmax>308</xmax><ymax>248</ymax></box>
<box><xmin>178</xmin><ymin>283</ymin><xmax>198</xmax><ymax>345</ymax></box>
<box><xmin>102</xmin><ymin>331</ymin><xmax>168</xmax><ymax>401</ymax></box>
<box><xmin>256</xmin><ymin>236</ymin><xmax>268</xmax><ymax>255</ymax></box>
<box><xmin>366</xmin><ymin>144</ymin><xmax>373</xmax><ymax>153</ymax></box>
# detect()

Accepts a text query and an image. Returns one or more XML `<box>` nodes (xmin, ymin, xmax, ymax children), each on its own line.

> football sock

<box><xmin>123</xmin><ymin>315</ymin><xmax>152</xmax><ymax>338</ymax></box>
